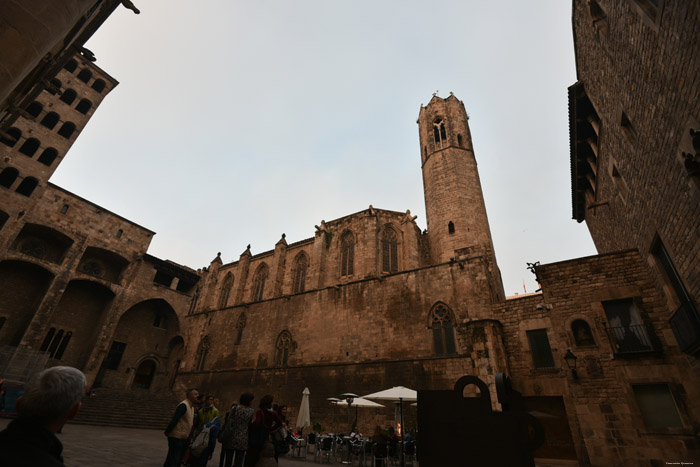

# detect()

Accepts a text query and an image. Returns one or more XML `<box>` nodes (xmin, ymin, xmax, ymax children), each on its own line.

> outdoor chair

<box><xmin>372</xmin><ymin>442</ymin><xmax>389</xmax><ymax>467</ymax></box>
<box><xmin>403</xmin><ymin>441</ymin><xmax>416</xmax><ymax>466</ymax></box>
<box><xmin>317</xmin><ymin>435</ymin><xmax>334</xmax><ymax>464</ymax></box>
<box><xmin>291</xmin><ymin>435</ymin><xmax>307</xmax><ymax>458</ymax></box>
<box><xmin>307</xmin><ymin>432</ymin><xmax>317</xmax><ymax>455</ymax></box>
<box><xmin>349</xmin><ymin>439</ymin><xmax>364</xmax><ymax>466</ymax></box>
<box><xmin>361</xmin><ymin>440</ymin><xmax>375</xmax><ymax>467</ymax></box>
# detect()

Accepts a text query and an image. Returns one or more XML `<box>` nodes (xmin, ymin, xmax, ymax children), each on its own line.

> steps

<box><xmin>72</xmin><ymin>387</ymin><xmax>182</xmax><ymax>429</ymax></box>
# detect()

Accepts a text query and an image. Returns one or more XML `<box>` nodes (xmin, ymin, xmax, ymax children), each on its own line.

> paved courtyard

<box><xmin>0</xmin><ymin>418</ymin><xmax>319</xmax><ymax>467</ymax></box>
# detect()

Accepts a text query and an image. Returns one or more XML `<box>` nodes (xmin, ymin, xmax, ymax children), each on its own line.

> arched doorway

<box><xmin>132</xmin><ymin>359</ymin><xmax>157</xmax><ymax>389</ymax></box>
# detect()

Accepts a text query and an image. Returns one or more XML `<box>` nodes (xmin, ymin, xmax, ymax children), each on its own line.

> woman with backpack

<box><xmin>220</xmin><ymin>392</ymin><xmax>255</xmax><ymax>467</ymax></box>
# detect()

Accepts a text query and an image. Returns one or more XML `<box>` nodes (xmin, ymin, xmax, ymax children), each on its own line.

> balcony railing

<box><xmin>606</xmin><ymin>324</ymin><xmax>659</xmax><ymax>356</ymax></box>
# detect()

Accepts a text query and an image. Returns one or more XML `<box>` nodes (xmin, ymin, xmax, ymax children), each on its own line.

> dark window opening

<box><xmin>41</xmin><ymin>112</ymin><xmax>60</xmax><ymax>130</ymax></box>
<box><xmin>38</xmin><ymin>148</ymin><xmax>58</xmax><ymax>166</ymax></box>
<box><xmin>633</xmin><ymin>384</ymin><xmax>684</xmax><ymax>429</ymax></box>
<box><xmin>58</xmin><ymin>122</ymin><xmax>76</xmax><ymax>139</ymax></box>
<box><xmin>621</xmin><ymin>112</ymin><xmax>637</xmax><ymax>142</ymax></box>
<box><xmin>47</xmin><ymin>329</ymin><xmax>64</xmax><ymax>357</ymax></box>
<box><xmin>116</xmin><ymin>229</ymin><xmax>123</xmax><ymax>238</ymax></box>
<box><xmin>153</xmin><ymin>314</ymin><xmax>165</xmax><ymax>329</ymax></box>
<box><xmin>153</xmin><ymin>270</ymin><xmax>173</xmax><ymax>287</ymax></box>
<box><xmin>527</xmin><ymin>329</ymin><xmax>555</xmax><ymax>370</ymax></box>
<box><xmin>103</xmin><ymin>341</ymin><xmax>127</xmax><ymax>370</ymax></box>
<box><xmin>60</xmin><ymin>204</ymin><xmax>69</xmax><ymax>214</ymax></box>
<box><xmin>54</xmin><ymin>331</ymin><xmax>72</xmax><ymax>360</ymax></box>
<box><xmin>92</xmin><ymin>79</ymin><xmax>106</xmax><ymax>93</ymax></box>
<box><xmin>612</xmin><ymin>164</ymin><xmax>629</xmax><ymax>200</ymax></box>
<box><xmin>40</xmin><ymin>328</ymin><xmax>56</xmax><ymax>352</ymax></box>
<box><xmin>572</xmin><ymin>319</ymin><xmax>595</xmax><ymax>346</ymax></box>
<box><xmin>0</xmin><ymin>167</ymin><xmax>20</xmax><ymax>188</ymax></box>
<box><xmin>64</xmin><ymin>59</ymin><xmax>78</xmax><ymax>72</ymax></box>
<box><xmin>458</xmin><ymin>134</ymin><xmax>463</xmax><ymax>147</ymax></box>
<box><xmin>1</xmin><ymin>127</ymin><xmax>21</xmax><ymax>147</ymax></box>
<box><xmin>60</xmin><ymin>89</ymin><xmax>77</xmax><ymax>106</ymax></box>
<box><xmin>19</xmin><ymin>138</ymin><xmax>40</xmax><ymax>157</ymax></box>
<box><xmin>48</xmin><ymin>78</ymin><xmax>62</xmax><ymax>94</ymax></box>
<box><xmin>15</xmin><ymin>177</ymin><xmax>38</xmax><ymax>197</ymax></box>
<box><xmin>77</xmin><ymin>69</ymin><xmax>93</xmax><ymax>83</ymax></box>
<box><xmin>0</xmin><ymin>211</ymin><xmax>8</xmax><ymax>230</ymax></box>
<box><xmin>76</xmin><ymin>99</ymin><xmax>92</xmax><ymax>114</ymax></box>
<box><xmin>26</xmin><ymin>101</ymin><xmax>43</xmax><ymax>118</ymax></box>
<box><xmin>433</xmin><ymin>118</ymin><xmax>447</xmax><ymax>145</ymax></box>
<box><xmin>448</xmin><ymin>221</ymin><xmax>455</xmax><ymax>234</ymax></box>
<box><xmin>603</xmin><ymin>298</ymin><xmax>654</xmax><ymax>354</ymax></box>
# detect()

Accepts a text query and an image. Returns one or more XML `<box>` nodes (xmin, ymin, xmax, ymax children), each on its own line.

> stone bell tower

<box><xmin>418</xmin><ymin>93</ymin><xmax>502</xmax><ymax>292</ymax></box>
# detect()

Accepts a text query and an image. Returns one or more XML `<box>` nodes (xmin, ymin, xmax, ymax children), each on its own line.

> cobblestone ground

<box><xmin>0</xmin><ymin>418</ymin><xmax>319</xmax><ymax>467</ymax></box>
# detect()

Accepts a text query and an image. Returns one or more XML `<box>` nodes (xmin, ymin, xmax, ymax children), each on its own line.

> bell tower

<box><xmin>418</xmin><ymin>93</ymin><xmax>501</xmax><ymax>280</ymax></box>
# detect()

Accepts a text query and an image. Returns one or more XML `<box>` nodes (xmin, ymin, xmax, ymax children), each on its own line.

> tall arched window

<box><xmin>19</xmin><ymin>138</ymin><xmax>40</xmax><ymax>157</ymax></box>
<box><xmin>275</xmin><ymin>331</ymin><xmax>292</xmax><ymax>366</ymax></box>
<box><xmin>218</xmin><ymin>272</ymin><xmax>233</xmax><ymax>308</ymax></box>
<box><xmin>16</xmin><ymin>177</ymin><xmax>38</xmax><ymax>197</ymax></box>
<box><xmin>251</xmin><ymin>263</ymin><xmax>268</xmax><ymax>301</ymax></box>
<box><xmin>235</xmin><ymin>312</ymin><xmax>247</xmax><ymax>345</ymax></box>
<box><xmin>382</xmin><ymin>226</ymin><xmax>398</xmax><ymax>273</ymax></box>
<box><xmin>293</xmin><ymin>252</ymin><xmax>308</xmax><ymax>293</ymax></box>
<box><xmin>340</xmin><ymin>231</ymin><xmax>354</xmax><ymax>276</ymax></box>
<box><xmin>0</xmin><ymin>167</ymin><xmax>19</xmax><ymax>188</ymax></box>
<box><xmin>430</xmin><ymin>303</ymin><xmax>457</xmax><ymax>356</ymax></box>
<box><xmin>195</xmin><ymin>335</ymin><xmax>210</xmax><ymax>371</ymax></box>
<box><xmin>433</xmin><ymin>118</ymin><xmax>447</xmax><ymax>145</ymax></box>
<box><xmin>41</xmin><ymin>112</ymin><xmax>60</xmax><ymax>130</ymax></box>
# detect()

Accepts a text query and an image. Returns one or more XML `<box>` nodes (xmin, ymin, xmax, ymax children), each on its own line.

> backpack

<box><xmin>218</xmin><ymin>407</ymin><xmax>237</xmax><ymax>445</ymax></box>
<box><xmin>191</xmin><ymin>424</ymin><xmax>212</xmax><ymax>457</ymax></box>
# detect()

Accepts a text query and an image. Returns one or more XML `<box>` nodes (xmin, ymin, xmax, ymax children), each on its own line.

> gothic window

<box><xmin>430</xmin><ymin>304</ymin><xmax>456</xmax><ymax>355</ymax></box>
<box><xmin>77</xmin><ymin>69</ymin><xmax>93</xmax><ymax>83</ymax></box>
<box><xmin>433</xmin><ymin>118</ymin><xmax>447</xmax><ymax>145</ymax></box>
<box><xmin>26</xmin><ymin>101</ymin><xmax>43</xmax><ymax>118</ymax></box>
<box><xmin>58</xmin><ymin>122</ymin><xmax>76</xmax><ymax>139</ymax></box>
<box><xmin>41</xmin><ymin>112</ymin><xmax>60</xmax><ymax>130</ymax></box>
<box><xmin>275</xmin><ymin>331</ymin><xmax>292</xmax><ymax>366</ymax></box>
<box><xmin>0</xmin><ymin>127</ymin><xmax>21</xmax><ymax>147</ymax></box>
<box><xmin>195</xmin><ymin>335</ymin><xmax>210</xmax><ymax>371</ymax></box>
<box><xmin>340</xmin><ymin>231</ymin><xmax>355</xmax><ymax>277</ymax></box>
<box><xmin>235</xmin><ymin>312</ymin><xmax>247</xmax><ymax>345</ymax></box>
<box><xmin>38</xmin><ymin>148</ymin><xmax>58</xmax><ymax>166</ymax></box>
<box><xmin>0</xmin><ymin>167</ymin><xmax>19</xmax><ymax>188</ymax></box>
<box><xmin>527</xmin><ymin>329</ymin><xmax>556</xmax><ymax>370</ymax></box>
<box><xmin>381</xmin><ymin>226</ymin><xmax>398</xmax><ymax>273</ymax></box>
<box><xmin>293</xmin><ymin>252</ymin><xmax>308</xmax><ymax>293</ymax></box>
<box><xmin>16</xmin><ymin>177</ymin><xmax>38</xmax><ymax>197</ymax></box>
<box><xmin>60</xmin><ymin>89</ymin><xmax>77</xmax><ymax>106</ymax></box>
<box><xmin>251</xmin><ymin>263</ymin><xmax>268</xmax><ymax>302</ymax></box>
<box><xmin>40</xmin><ymin>328</ymin><xmax>72</xmax><ymax>360</ymax></box>
<box><xmin>218</xmin><ymin>272</ymin><xmax>233</xmax><ymax>308</ymax></box>
<box><xmin>76</xmin><ymin>99</ymin><xmax>92</xmax><ymax>114</ymax></box>
<box><xmin>92</xmin><ymin>79</ymin><xmax>106</xmax><ymax>93</ymax></box>
<box><xmin>64</xmin><ymin>59</ymin><xmax>78</xmax><ymax>72</ymax></box>
<box><xmin>19</xmin><ymin>138</ymin><xmax>40</xmax><ymax>157</ymax></box>
<box><xmin>571</xmin><ymin>319</ymin><xmax>595</xmax><ymax>346</ymax></box>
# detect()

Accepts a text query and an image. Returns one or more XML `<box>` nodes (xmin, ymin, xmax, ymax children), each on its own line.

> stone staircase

<box><xmin>72</xmin><ymin>387</ymin><xmax>181</xmax><ymax>429</ymax></box>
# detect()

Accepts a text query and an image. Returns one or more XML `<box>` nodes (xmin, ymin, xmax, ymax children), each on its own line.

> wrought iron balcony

<box><xmin>606</xmin><ymin>324</ymin><xmax>660</xmax><ymax>356</ymax></box>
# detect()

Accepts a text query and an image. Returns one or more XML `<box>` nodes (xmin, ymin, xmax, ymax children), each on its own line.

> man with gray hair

<box><xmin>0</xmin><ymin>366</ymin><xmax>86</xmax><ymax>466</ymax></box>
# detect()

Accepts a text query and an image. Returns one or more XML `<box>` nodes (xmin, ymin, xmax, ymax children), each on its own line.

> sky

<box><xmin>51</xmin><ymin>0</ymin><xmax>597</xmax><ymax>296</ymax></box>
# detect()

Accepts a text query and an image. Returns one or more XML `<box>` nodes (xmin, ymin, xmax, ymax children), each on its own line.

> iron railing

<box><xmin>606</xmin><ymin>324</ymin><xmax>657</xmax><ymax>355</ymax></box>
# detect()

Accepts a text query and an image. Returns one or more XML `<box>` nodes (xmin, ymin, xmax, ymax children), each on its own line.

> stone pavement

<box><xmin>0</xmin><ymin>418</ymin><xmax>320</xmax><ymax>467</ymax></box>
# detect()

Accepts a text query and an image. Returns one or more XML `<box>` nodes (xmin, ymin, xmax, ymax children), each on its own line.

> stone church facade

<box><xmin>1</xmin><ymin>1</ymin><xmax>699</xmax><ymax>465</ymax></box>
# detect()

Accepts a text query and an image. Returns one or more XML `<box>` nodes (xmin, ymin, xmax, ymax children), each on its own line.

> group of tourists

<box><xmin>163</xmin><ymin>389</ymin><xmax>292</xmax><ymax>467</ymax></box>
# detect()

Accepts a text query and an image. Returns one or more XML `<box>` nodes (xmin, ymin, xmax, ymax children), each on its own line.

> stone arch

<box><xmin>131</xmin><ymin>356</ymin><xmax>158</xmax><ymax>390</ymax></box>
<box><xmin>77</xmin><ymin>246</ymin><xmax>129</xmax><ymax>284</ymax></box>
<box><xmin>218</xmin><ymin>272</ymin><xmax>234</xmax><ymax>308</ymax></box>
<box><xmin>428</xmin><ymin>302</ymin><xmax>457</xmax><ymax>355</ymax></box>
<box><xmin>45</xmin><ymin>279</ymin><xmax>115</xmax><ymax>368</ymax></box>
<box><xmin>292</xmin><ymin>251</ymin><xmax>309</xmax><ymax>293</ymax></box>
<box><xmin>340</xmin><ymin>229</ymin><xmax>355</xmax><ymax>277</ymax></box>
<box><xmin>104</xmin><ymin>299</ymin><xmax>181</xmax><ymax>389</ymax></box>
<box><xmin>11</xmin><ymin>223</ymin><xmax>74</xmax><ymax>264</ymax></box>
<box><xmin>251</xmin><ymin>263</ymin><xmax>268</xmax><ymax>302</ymax></box>
<box><xmin>0</xmin><ymin>260</ymin><xmax>54</xmax><ymax>346</ymax></box>
<box><xmin>566</xmin><ymin>315</ymin><xmax>597</xmax><ymax>347</ymax></box>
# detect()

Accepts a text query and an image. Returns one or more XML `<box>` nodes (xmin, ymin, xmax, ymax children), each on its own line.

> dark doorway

<box><xmin>131</xmin><ymin>359</ymin><xmax>156</xmax><ymax>390</ymax></box>
<box><xmin>525</xmin><ymin>396</ymin><xmax>578</xmax><ymax>461</ymax></box>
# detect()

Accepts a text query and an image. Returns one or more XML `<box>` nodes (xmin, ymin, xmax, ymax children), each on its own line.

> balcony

<box><xmin>606</xmin><ymin>324</ymin><xmax>661</xmax><ymax>357</ymax></box>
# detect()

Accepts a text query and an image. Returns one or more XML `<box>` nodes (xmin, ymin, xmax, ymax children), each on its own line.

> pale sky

<box><xmin>51</xmin><ymin>0</ymin><xmax>597</xmax><ymax>296</ymax></box>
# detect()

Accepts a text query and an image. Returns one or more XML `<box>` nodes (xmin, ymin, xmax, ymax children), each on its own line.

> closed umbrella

<box><xmin>363</xmin><ymin>386</ymin><xmax>417</xmax><ymax>467</ymax></box>
<box><xmin>296</xmin><ymin>387</ymin><xmax>311</xmax><ymax>435</ymax></box>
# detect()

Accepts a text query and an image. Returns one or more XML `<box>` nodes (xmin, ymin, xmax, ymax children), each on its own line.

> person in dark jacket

<box><xmin>0</xmin><ymin>366</ymin><xmax>86</xmax><ymax>467</ymax></box>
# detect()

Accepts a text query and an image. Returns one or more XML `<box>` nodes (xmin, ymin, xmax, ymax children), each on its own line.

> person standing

<box><xmin>195</xmin><ymin>395</ymin><xmax>220</xmax><ymax>436</ymax></box>
<box><xmin>221</xmin><ymin>392</ymin><xmax>255</xmax><ymax>467</ymax></box>
<box><xmin>164</xmin><ymin>388</ymin><xmax>199</xmax><ymax>467</ymax></box>
<box><xmin>0</xmin><ymin>366</ymin><xmax>87</xmax><ymax>467</ymax></box>
<box><xmin>246</xmin><ymin>395</ymin><xmax>283</xmax><ymax>467</ymax></box>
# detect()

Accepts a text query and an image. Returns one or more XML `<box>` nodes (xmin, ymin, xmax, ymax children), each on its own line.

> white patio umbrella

<box><xmin>336</xmin><ymin>397</ymin><xmax>385</xmax><ymax>408</ymax></box>
<box><xmin>296</xmin><ymin>387</ymin><xmax>311</xmax><ymax>434</ymax></box>
<box><xmin>362</xmin><ymin>386</ymin><xmax>417</xmax><ymax>467</ymax></box>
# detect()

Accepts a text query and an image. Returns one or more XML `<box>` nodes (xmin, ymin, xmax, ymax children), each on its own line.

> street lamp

<box><xmin>564</xmin><ymin>349</ymin><xmax>578</xmax><ymax>380</ymax></box>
